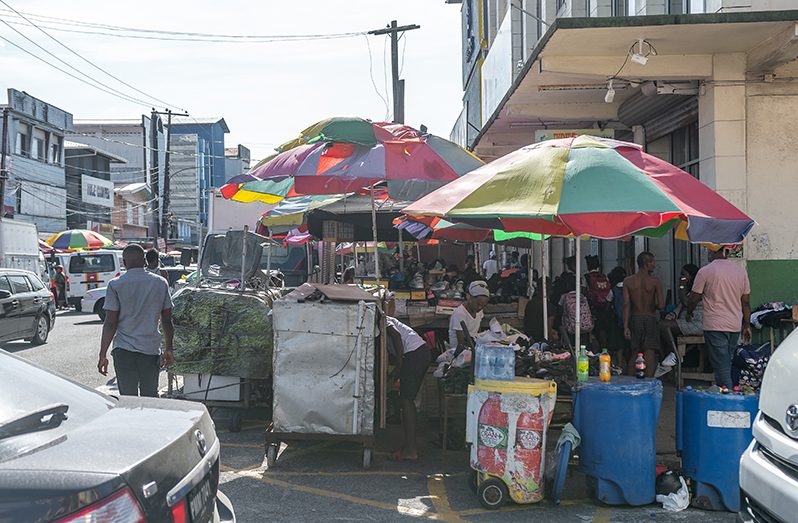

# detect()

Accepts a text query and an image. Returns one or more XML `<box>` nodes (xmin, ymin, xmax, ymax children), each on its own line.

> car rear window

<box><xmin>69</xmin><ymin>254</ymin><xmax>116</xmax><ymax>274</ymax></box>
<box><xmin>7</xmin><ymin>275</ymin><xmax>31</xmax><ymax>294</ymax></box>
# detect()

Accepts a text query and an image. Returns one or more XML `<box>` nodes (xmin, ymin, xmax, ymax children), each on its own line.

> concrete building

<box><xmin>450</xmin><ymin>0</ymin><xmax>798</xmax><ymax>305</ymax></box>
<box><xmin>113</xmin><ymin>182</ymin><xmax>151</xmax><ymax>240</ymax></box>
<box><xmin>224</xmin><ymin>144</ymin><xmax>251</xmax><ymax>179</ymax></box>
<box><xmin>69</xmin><ymin>117</ymin><xmax>167</xmax><ymax>241</ymax></box>
<box><xmin>166</xmin><ymin>117</ymin><xmax>229</xmax><ymax>244</ymax></box>
<box><xmin>64</xmin><ymin>141</ymin><xmax>126</xmax><ymax>235</ymax></box>
<box><xmin>0</xmin><ymin>89</ymin><xmax>72</xmax><ymax>234</ymax></box>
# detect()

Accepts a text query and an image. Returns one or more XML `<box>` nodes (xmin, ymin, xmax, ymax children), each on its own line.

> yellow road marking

<box><xmin>593</xmin><ymin>505</ymin><xmax>612</xmax><ymax>523</ymax></box>
<box><xmin>221</xmin><ymin>442</ymin><xmax>263</xmax><ymax>449</ymax></box>
<box><xmin>427</xmin><ymin>474</ymin><xmax>468</xmax><ymax>523</ymax></box>
<box><xmin>270</xmin><ymin>470</ymin><xmax>423</xmax><ymax>477</ymax></box>
<box><xmin>239</xmin><ymin>470</ymin><xmax>438</xmax><ymax>519</ymax></box>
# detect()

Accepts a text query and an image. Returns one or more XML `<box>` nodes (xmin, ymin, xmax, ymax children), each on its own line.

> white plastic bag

<box><xmin>655</xmin><ymin>477</ymin><xmax>689</xmax><ymax>512</ymax></box>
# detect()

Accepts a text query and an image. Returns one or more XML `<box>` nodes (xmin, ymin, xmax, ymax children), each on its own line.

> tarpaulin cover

<box><xmin>170</xmin><ymin>286</ymin><xmax>277</xmax><ymax>379</ymax></box>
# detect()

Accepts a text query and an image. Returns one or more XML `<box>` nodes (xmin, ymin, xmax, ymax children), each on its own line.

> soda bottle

<box><xmin>477</xmin><ymin>394</ymin><xmax>508</xmax><ymax>475</ymax></box>
<box><xmin>635</xmin><ymin>353</ymin><xmax>646</xmax><ymax>379</ymax></box>
<box><xmin>599</xmin><ymin>348</ymin><xmax>611</xmax><ymax>383</ymax></box>
<box><xmin>577</xmin><ymin>345</ymin><xmax>589</xmax><ymax>382</ymax></box>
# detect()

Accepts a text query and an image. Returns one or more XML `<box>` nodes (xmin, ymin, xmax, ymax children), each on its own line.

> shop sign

<box><xmin>82</xmin><ymin>175</ymin><xmax>114</xmax><ymax>208</ymax></box>
<box><xmin>534</xmin><ymin>129</ymin><xmax>616</xmax><ymax>142</ymax></box>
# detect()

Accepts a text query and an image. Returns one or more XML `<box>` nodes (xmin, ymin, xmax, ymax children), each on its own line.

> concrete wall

<box><xmin>743</xmin><ymin>60</ymin><xmax>798</xmax><ymax>305</ymax></box>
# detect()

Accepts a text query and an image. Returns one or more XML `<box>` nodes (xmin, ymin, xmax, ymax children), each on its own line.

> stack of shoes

<box><xmin>654</xmin><ymin>352</ymin><xmax>678</xmax><ymax>378</ymax></box>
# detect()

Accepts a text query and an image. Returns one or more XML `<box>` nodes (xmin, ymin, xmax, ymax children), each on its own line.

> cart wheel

<box><xmin>229</xmin><ymin>410</ymin><xmax>243</xmax><ymax>433</ymax></box>
<box><xmin>478</xmin><ymin>478</ymin><xmax>509</xmax><ymax>510</ymax></box>
<box><xmin>468</xmin><ymin>470</ymin><xmax>479</xmax><ymax>494</ymax></box>
<box><xmin>266</xmin><ymin>444</ymin><xmax>278</xmax><ymax>468</ymax></box>
<box><xmin>362</xmin><ymin>448</ymin><xmax>372</xmax><ymax>470</ymax></box>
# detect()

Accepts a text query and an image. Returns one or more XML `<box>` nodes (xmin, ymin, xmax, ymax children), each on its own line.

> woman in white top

<box><xmin>386</xmin><ymin>316</ymin><xmax>431</xmax><ymax>461</ymax></box>
<box><xmin>448</xmin><ymin>280</ymin><xmax>490</xmax><ymax>351</ymax></box>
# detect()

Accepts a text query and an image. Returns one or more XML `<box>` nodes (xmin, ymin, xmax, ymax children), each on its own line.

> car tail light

<box><xmin>56</xmin><ymin>487</ymin><xmax>145</xmax><ymax>523</ymax></box>
<box><xmin>115</xmin><ymin>273</ymin><xmax>121</xmax><ymax>278</ymax></box>
<box><xmin>170</xmin><ymin>498</ymin><xmax>188</xmax><ymax>523</ymax></box>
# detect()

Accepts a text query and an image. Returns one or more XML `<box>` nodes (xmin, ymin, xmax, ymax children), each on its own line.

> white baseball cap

<box><xmin>468</xmin><ymin>280</ymin><xmax>489</xmax><ymax>298</ymax></box>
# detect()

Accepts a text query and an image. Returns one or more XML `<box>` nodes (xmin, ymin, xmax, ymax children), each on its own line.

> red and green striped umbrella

<box><xmin>220</xmin><ymin>117</ymin><xmax>483</xmax><ymax>203</ymax></box>
<box><xmin>403</xmin><ymin>135</ymin><xmax>754</xmax><ymax>244</ymax></box>
<box><xmin>45</xmin><ymin>229</ymin><xmax>113</xmax><ymax>250</ymax></box>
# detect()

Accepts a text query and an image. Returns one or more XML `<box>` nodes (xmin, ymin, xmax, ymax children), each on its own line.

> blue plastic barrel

<box><xmin>676</xmin><ymin>390</ymin><xmax>759</xmax><ymax>512</ymax></box>
<box><xmin>573</xmin><ymin>377</ymin><xmax>663</xmax><ymax>506</ymax></box>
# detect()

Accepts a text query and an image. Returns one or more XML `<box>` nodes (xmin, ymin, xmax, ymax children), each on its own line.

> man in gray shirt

<box><xmin>97</xmin><ymin>244</ymin><xmax>174</xmax><ymax>397</ymax></box>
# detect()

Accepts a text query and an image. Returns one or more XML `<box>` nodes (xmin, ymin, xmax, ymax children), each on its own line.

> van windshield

<box><xmin>69</xmin><ymin>254</ymin><xmax>115</xmax><ymax>274</ymax></box>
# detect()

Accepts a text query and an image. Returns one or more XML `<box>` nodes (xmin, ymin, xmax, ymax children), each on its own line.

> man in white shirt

<box><xmin>449</xmin><ymin>281</ymin><xmax>490</xmax><ymax>351</ymax></box>
<box><xmin>386</xmin><ymin>316</ymin><xmax>431</xmax><ymax>462</ymax></box>
<box><xmin>482</xmin><ymin>251</ymin><xmax>499</xmax><ymax>280</ymax></box>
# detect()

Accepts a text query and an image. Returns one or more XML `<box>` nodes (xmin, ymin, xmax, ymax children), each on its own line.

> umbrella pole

<box><xmin>267</xmin><ymin>231</ymin><xmax>273</xmax><ymax>276</ymax></box>
<box><xmin>528</xmin><ymin>238</ymin><xmax>534</xmax><ymax>298</ymax></box>
<box><xmin>542</xmin><ymin>239</ymin><xmax>548</xmax><ymax>340</ymax></box>
<box><xmin>370</xmin><ymin>183</ymin><xmax>380</xmax><ymax>280</ymax></box>
<box><xmin>354</xmin><ymin>243</ymin><xmax>359</xmax><ymax>272</ymax></box>
<box><xmin>575</xmin><ymin>238</ymin><xmax>581</xmax><ymax>350</ymax></box>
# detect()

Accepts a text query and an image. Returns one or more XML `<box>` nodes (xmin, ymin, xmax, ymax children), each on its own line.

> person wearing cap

<box><xmin>686</xmin><ymin>247</ymin><xmax>751</xmax><ymax>387</ymax></box>
<box><xmin>449</xmin><ymin>281</ymin><xmax>490</xmax><ymax>351</ymax></box>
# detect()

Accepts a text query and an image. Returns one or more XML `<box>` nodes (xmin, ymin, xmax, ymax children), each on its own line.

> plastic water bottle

<box><xmin>635</xmin><ymin>353</ymin><xmax>646</xmax><ymax>379</ymax></box>
<box><xmin>577</xmin><ymin>345</ymin><xmax>589</xmax><ymax>382</ymax></box>
<box><xmin>599</xmin><ymin>348</ymin><xmax>611</xmax><ymax>383</ymax></box>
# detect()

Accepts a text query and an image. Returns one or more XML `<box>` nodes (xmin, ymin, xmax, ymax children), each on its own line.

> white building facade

<box><xmin>450</xmin><ymin>0</ymin><xmax>798</xmax><ymax>306</ymax></box>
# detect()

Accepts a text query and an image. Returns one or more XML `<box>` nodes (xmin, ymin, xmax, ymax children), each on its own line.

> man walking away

<box><xmin>623</xmin><ymin>252</ymin><xmax>663</xmax><ymax>377</ymax></box>
<box><xmin>584</xmin><ymin>255</ymin><xmax>613</xmax><ymax>349</ymax></box>
<box><xmin>97</xmin><ymin>244</ymin><xmax>174</xmax><ymax>397</ymax></box>
<box><xmin>54</xmin><ymin>266</ymin><xmax>67</xmax><ymax>310</ymax></box>
<box><xmin>146</xmin><ymin>248</ymin><xmax>169</xmax><ymax>280</ymax></box>
<box><xmin>686</xmin><ymin>247</ymin><xmax>751</xmax><ymax>388</ymax></box>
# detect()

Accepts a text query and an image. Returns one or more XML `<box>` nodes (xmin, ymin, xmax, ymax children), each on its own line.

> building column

<box><xmin>698</xmin><ymin>53</ymin><xmax>748</xmax><ymax>217</ymax></box>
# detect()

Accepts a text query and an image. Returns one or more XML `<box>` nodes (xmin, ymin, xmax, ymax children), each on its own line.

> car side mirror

<box><xmin>0</xmin><ymin>290</ymin><xmax>11</xmax><ymax>299</ymax></box>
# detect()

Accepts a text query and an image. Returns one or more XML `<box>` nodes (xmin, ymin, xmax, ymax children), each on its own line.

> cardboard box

<box><xmin>436</xmin><ymin>299</ymin><xmax>463</xmax><ymax>316</ymax></box>
<box><xmin>410</xmin><ymin>291</ymin><xmax>426</xmax><ymax>301</ymax></box>
<box><xmin>394</xmin><ymin>291</ymin><xmax>412</xmax><ymax>300</ymax></box>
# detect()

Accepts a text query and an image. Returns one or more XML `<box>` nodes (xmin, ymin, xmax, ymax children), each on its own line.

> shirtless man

<box><xmin>623</xmin><ymin>252</ymin><xmax>664</xmax><ymax>377</ymax></box>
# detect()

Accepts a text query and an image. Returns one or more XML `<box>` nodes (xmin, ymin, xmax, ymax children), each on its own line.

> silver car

<box><xmin>739</xmin><ymin>329</ymin><xmax>798</xmax><ymax>522</ymax></box>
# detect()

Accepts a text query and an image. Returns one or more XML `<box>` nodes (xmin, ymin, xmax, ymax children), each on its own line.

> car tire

<box><xmin>96</xmin><ymin>298</ymin><xmax>106</xmax><ymax>321</ymax></box>
<box><xmin>31</xmin><ymin>315</ymin><xmax>50</xmax><ymax>345</ymax></box>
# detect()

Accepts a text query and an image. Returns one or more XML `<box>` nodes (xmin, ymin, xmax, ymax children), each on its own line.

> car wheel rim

<box><xmin>483</xmin><ymin>485</ymin><xmax>502</xmax><ymax>505</ymax></box>
<box><xmin>38</xmin><ymin>318</ymin><xmax>48</xmax><ymax>340</ymax></box>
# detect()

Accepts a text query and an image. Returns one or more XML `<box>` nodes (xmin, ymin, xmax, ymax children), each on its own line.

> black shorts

<box><xmin>399</xmin><ymin>344</ymin><xmax>431</xmax><ymax>401</ymax></box>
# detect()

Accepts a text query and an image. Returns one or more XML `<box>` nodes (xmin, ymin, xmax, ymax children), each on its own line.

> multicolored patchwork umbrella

<box><xmin>220</xmin><ymin>117</ymin><xmax>483</xmax><ymax>203</ymax></box>
<box><xmin>45</xmin><ymin>229</ymin><xmax>113</xmax><ymax>250</ymax></box>
<box><xmin>403</xmin><ymin>135</ymin><xmax>754</xmax><ymax>244</ymax></box>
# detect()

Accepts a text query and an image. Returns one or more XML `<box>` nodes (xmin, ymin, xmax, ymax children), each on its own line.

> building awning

<box><xmin>474</xmin><ymin>10</ymin><xmax>798</xmax><ymax>160</ymax></box>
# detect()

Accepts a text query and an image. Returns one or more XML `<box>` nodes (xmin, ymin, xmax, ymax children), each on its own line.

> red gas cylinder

<box><xmin>514</xmin><ymin>405</ymin><xmax>544</xmax><ymax>487</ymax></box>
<box><xmin>477</xmin><ymin>393</ymin><xmax>508</xmax><ymax>475</ymax></box>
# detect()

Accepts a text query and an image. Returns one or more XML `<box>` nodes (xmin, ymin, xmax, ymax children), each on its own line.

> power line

<box><xmin>364</xmin><ymin>35</ymin><xmax>390</xmax><ymax>122</ymax></box>
<box><xmin>0</xmin><ymin>0</ymin><xmax>182</xmax><ymax>111</ymax></box>
<box><xmin>0</xmin><ymin>33</ymin><xmax>153</xmax><ymax>108</ymax></box>
<box><xmin>0</xmin><ymin>12</ymin><xmax>366</xmax><ymax>43</ymax></box>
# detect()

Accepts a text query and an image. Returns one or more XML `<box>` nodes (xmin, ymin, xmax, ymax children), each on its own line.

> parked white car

<box><xmin>739</xmin><ymin>330</ymin><xmax>798</xmax><ymax>522</ymax></box>
<box><xmin>80</xmin><ymin>287</ymin><xmax>107</xmax><ymax>321</ymax></box>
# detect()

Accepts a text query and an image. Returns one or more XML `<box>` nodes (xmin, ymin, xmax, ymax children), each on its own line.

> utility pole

<box><xmin>0</xmin><ymin>108</ymin><xmax>8</xmax><ymax>261</ymax></box>
<box><xmin>368</xmin><ymin>20</ymin><xmax>420</xmax><ymax>124</ymax></box>
<box><xmin>152</xmin><ymin>109</ymin><xmax>189</xmax><ymax>250</ymax></box>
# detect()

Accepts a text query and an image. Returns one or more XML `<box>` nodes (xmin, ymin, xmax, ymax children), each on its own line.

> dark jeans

<box><xmin>703</xmin><ymin>331</ymin><xmax>740</xmax><ymax>387</ymax></box>
<box><xmin>112</xmin><ymin>348</ymin><xmax>160</xmax><ymax>397</ymax></box>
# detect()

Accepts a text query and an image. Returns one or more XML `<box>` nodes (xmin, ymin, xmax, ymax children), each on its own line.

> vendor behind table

<box><xmin>449</xmin><ymin>281</ymin><xmax>490</xmax><ymax>351</ymax></box>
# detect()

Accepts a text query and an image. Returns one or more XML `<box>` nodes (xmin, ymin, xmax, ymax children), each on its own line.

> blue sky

<box><xmin>0</xmin><ymin>0</ymin><xmax>463</xmax><ymax>163</ymax></box>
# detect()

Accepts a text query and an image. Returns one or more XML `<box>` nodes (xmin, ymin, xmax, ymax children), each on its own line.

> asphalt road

<box><xmin>4</xmin><ymin>311</ymin><xmax>739</xmax><ymax>523</ymax></box>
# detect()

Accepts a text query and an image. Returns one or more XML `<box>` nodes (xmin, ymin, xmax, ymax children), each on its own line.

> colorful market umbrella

<box><xmin>403</xmin><ymin>135</ymin><xmax>753</xmax><ymax>244</ymax></box>
<box><xmin>403</xmin><ymin>135</ymin><xmax>755</xmax><ymax>346</ymax></box>
<box><xmin>394</xmin><ymin>215</ymin><xmax>544</xmax><ymax>244</ymax></box>
<box><xmin>221</xmin><ymin>117</ymin><xmax>483</xmax><ymax>202</ymax></box>
<box><xmin>45</xmin><ymin>229</ymin><xmax>113</xmax><ymax>250</ymax></box>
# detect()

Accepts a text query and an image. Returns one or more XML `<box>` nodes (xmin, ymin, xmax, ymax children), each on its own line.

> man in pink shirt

<box><xmin>686</xmin><ymin>248</ymin><xmax>751</xmax><ymax>387</ymax></box>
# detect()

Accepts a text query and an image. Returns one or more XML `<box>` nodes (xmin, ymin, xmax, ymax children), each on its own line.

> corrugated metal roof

<box><xmin>64</xmin><ymin>140</ymin><xmax>128</xmax><ymax>163</ymax></box>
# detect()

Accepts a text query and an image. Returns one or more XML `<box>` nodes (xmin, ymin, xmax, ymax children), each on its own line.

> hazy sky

<box><xmin>0</xmin><ymin>0</ymin><xmax>463</xmax><ymax>164</ymax></box>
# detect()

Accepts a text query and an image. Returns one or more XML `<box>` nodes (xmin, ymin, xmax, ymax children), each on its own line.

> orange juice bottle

<box><xmin>599</xmin><ymin>348</ymin><xmax>611</xmax><ymax>383</ymax></box>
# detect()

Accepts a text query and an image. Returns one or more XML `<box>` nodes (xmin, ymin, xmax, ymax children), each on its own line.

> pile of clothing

<box><xmin>515</xmin><ymin>342</ymin><xmax>574</xmax><ymax>392</ymax></box>
<box><xmin>733</xmin><ymin>343</ymin><xmax>771</xmax><ymax>390</ymax></box>
<box><xmin>750</xmin><ymin>302</ymin><xmax>791</xmax><ymax>329</ymax></box>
